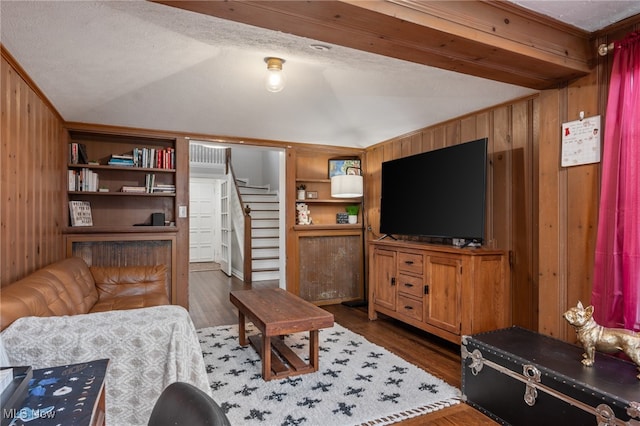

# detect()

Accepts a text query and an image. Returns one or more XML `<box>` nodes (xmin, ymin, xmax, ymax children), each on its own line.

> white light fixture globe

<box><xmin>264</xmin><ymin>57</ymin><xmax>286</xmax><ymax>93</ymax></box>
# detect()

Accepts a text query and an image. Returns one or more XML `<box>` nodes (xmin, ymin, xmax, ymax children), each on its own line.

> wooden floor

<box><xmin>188</xmin><ymin>270</ymin><xmax>498</xmax><ymax>425</ymax></box>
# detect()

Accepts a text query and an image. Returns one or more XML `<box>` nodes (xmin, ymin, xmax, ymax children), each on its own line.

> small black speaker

<box><xmin>151</xmin><ymin>212</ymin><xmax>165</xmax><ymax>226</ymax></box>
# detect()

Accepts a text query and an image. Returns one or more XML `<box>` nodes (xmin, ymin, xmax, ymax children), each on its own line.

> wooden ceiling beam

<box><xmin>154</xmin><ymin>0</ymin><xmax>592</xmax><ymax>90</ymax></box>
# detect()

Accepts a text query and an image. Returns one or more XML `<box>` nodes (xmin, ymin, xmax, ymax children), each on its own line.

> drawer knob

<box><xmin>404</xmin><ymin>283</ymin><xmax>414</xmax><ymax>287</ymax></box>
<box><xmin>404</xmin><ymin>306</ymin><xmax>413</xmax><ymax>310</ymax></box>
<box><xmin>404</xmin><ymin>260</ymin><xmax>414</xmax><ymax>265</ymax></box>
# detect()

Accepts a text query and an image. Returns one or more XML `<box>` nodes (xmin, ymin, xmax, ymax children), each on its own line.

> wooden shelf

<box><xmin>296</xmin><ymin>198</ymin><xmax>361</xmax><ymax>204</ymax></box>
<box><xmin>68</xmin><ymin>191</ymin><xmax>175</xmax><ymax>197</ymax></box>
<box><xmin>63</xmin><ymin>226</ymin><xmax>178</xmax><ymax>234</ymax></box>
<box><xmin>68</xmin><ymin>164</ymin><xmax>175</xmax><ymax>173</ymax></box>
<box><xmin>296</xmin><ymin>178</ymin><xmax>330</xmax><ymax>183</ymax></box>
<box><xmin>293</xmin><ymin>224</ymin><xmax>362</xmax><ymax>231</ymax></box>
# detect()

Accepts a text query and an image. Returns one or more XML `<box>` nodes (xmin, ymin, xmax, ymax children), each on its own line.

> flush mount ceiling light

<box><xmin>264</xmin><ymin>57</ymin><xmax>286</xmax><ymax>93</ymax></box>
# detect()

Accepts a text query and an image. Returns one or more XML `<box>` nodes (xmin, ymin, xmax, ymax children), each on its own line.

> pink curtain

<box><xmin>591</xmin><ymin>31</ymin><xmax>640</xmax><ymax>331</ymax></box>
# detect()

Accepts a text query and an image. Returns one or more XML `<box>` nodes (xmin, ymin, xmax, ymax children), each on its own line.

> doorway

<box><xmin>189</xmin><ymin>177</ymin><xmax>221</xmax><ymax>263</ymax></box>
<box><xmin>188</xmin><ymin>142</ymin><xmax>287</xmax><ymax>285</ymax></box>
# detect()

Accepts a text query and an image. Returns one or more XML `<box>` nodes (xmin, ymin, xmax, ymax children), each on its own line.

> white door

<box><xmin>219</xmin><ymin>176</ymin><xmax>232</xmax><ymax>276</ymax></box>
<box><xmin>189</xmin><ymin>178</ymin><xmax>217</xmax><ymax>263</ymax></box>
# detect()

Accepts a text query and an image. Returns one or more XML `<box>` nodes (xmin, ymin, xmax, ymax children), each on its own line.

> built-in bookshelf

<box><xmin>294</xmin><ymin>156</ymin><xmax>363</xmax><ymax>229</ymax></box>
<box><xmin>290</xmin><ymin>150</ymin><xmax>365</xmax><ymax>305</ymax></box>
<box><xmin>63</xmin><ymin>127</ymin><xmax>187</xmax><ymax>307</ymax></box>
<box><xmin>65</xmin><ymin>130</ymin><xmax>178</xmax><ymax>232</ymax></box>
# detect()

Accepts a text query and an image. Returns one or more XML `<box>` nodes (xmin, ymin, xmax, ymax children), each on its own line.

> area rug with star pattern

<box><xmin>197</xmin><ymin>322</ymin><xmax>460</xmax><ymax>425</ymax></box>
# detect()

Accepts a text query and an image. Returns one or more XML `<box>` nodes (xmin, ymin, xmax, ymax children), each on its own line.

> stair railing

<box><xmin>243</xmin><ymin>204</ymin><xmax>252</xmax><ymax>284</ymax></box>
<box><xmin>226</xmin><ymin>153</ymin><xmax>253</xmax><ymax>284</ymax></box>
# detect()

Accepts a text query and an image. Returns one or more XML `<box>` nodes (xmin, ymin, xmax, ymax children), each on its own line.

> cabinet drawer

<box><xmin>398</xmin><ymin>252</ymin><xmax>423</xmax><ymax>274</ymax></box>
<box><xmin>397</xmin><ymin>294</ymin><xmax>423</xmax><ymax>321</ymax></box>
<box><xmin>397</xmin><ymin>273</ymin><xmax>423</xmax><ymax>298</ymax></box>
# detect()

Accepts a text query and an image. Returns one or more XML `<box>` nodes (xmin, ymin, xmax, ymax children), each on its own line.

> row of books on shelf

<box><xmin>68</xmin><ymin>168</ymin><xmax>99</xmax><ymax>192</ymax></box>
<box><xmin>120</xmin><ymin>174</ymin><xmax>176</xmax><ymax>194</ymax></box>
<box><xmin>69</xmin><ymin>170</ymin><xmax>176</xmax><ymax>194</ymax></box>
<box><xmin>69</xmin><ymin>142</ymin><xmax>176</xmax><ymax>169</ymax></box>
<box><xmin>108</xmin><ymin>147</ymin><xmax>175</xmax><ymax>169</ymax></box>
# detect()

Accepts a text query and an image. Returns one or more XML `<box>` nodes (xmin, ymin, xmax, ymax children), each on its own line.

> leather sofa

<box><xmin>0</xmin><ymin>256</ymin><xmax>170</xmax><ymax>331</ymax></box>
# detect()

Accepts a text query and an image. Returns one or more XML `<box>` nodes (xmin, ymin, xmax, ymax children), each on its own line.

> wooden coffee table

<box><xmin>229</xmin><ymin>288</ymin><xmax>334</xmax><ymax>381</ymax></box>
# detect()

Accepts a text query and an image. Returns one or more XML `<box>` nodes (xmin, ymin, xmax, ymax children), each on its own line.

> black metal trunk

<box><xmin>461</xmin><ymin>326</ymin><xmax>640</xmax><ymax>425</ymax></box>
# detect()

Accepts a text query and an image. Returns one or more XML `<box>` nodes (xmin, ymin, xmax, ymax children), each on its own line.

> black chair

<box><xmin>148</xmin><ymin>382</ymin><xmax>231</xmax><ymax>426</ymax></box>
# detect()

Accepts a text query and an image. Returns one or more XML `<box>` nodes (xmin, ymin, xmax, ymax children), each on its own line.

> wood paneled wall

<box><xmin>536</xmin><ymin>21</ymin><xmax>640</xmax><ymax>340</ymax></box>
<box><xmin>537</xmin><ymin>82</ymin><xmax>600</xmax><ymax>340</ymax></box>
<box><xmin>1</xmin><ymin>50</ymin><xmax>65</xmax><ymax>287</ymax></box>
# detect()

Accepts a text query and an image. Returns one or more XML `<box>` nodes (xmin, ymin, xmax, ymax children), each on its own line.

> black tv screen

<box><xmin>380</xmin><ymin>138</ymin><xmax>487</xmax><ymax>242</ymax></box>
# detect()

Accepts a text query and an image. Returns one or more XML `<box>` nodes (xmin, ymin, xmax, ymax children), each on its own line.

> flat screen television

<box><xmin>379</xmin><ymin>138</ymin><xmax>487</xmax><ymax>244</ymax></box>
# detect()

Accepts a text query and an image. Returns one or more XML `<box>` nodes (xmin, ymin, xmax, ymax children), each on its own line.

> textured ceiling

<box><xmin>1</xmin><ymin>1</ymin><xmax>638</xmax><ymax>148</ymax></box>
<box><xmin>512</xmin><ymin>0</ymin><xmax>640</xmax><ymax>32</ymax></box>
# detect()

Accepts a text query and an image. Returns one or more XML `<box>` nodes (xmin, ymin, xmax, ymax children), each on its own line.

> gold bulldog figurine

<box><xmin>563</xmin><ymin>301</ymin><xmax>640</xmax><ymax>379</ymax></box>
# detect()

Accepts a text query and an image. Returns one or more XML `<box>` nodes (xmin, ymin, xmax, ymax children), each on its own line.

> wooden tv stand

<box><xmin>368</xmin><ymin>240</ymin><xmax>510</xmax><ymax>344</ymax></box>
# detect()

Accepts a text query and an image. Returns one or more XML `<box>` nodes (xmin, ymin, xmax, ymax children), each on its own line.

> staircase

<box><xmin>237</xmin><ymin>183</ymin><xmax>280</xmax><ymax>281</ymax></box>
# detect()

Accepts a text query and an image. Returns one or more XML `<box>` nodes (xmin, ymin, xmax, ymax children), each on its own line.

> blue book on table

<box><xmin>6</xmin><ymin>359</ymin><xmax>108</xmax><ymax>426</ymax></box>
